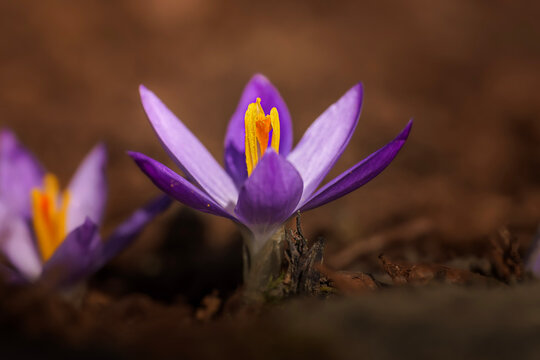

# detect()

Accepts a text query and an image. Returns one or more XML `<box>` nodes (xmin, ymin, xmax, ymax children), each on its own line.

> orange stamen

<box><xmin>244</xmin><ymin>98</ymin><xmax>281</xmax><ymax>176</ymax></box>
<box><xmin>31</xmin><ymin>174</ymin><xmax>71</xmax><ymax>262</ymax></box>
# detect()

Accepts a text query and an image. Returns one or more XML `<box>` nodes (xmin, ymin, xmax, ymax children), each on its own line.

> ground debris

<box><xmin>195</xmin><ymin>290</ymin><xmax>222</xmax><ymax>322</ymax></box>
<box><xmin>318</xmin><ymin>266</ymin><xmax>381</xmax><ymax>295</ymax></box>
<box><xmin>265</xmin><ymin>215</ymin><xmax>393</xmax><ymax>299</ymax></box>
<box><xmin>489</xmin><ymin>228</ymin><xmax>524</xmax><ymax>284</ymax></box>
<box><xmin>378</xmin><ymin>255</ymin><xmax>493</xmax><ymax>286</ymax></box>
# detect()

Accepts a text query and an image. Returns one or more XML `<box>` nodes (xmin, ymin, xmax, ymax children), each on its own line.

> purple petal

<box><xmin>0</xmin><ymin>129</ymin><xmax>45</xmax><ymax>219</ymax></box>
<box><xmin>234</xmin><ymin>150</ymin><xmax>303</xmax><ymax>234</ymax></box>
<box><xmin>93</xmin><ymin>195</ymin><xmax>172</xmax><ymax>270</ymax></box>
<box><xmin>129</xmin><ymin>151</ymin><xmax>236</xmax><ymax>220</ymax></box>
<box><xmin>300</xmin><ymin>120</ymin><xmax>413</xmax><ymax>211</ymax></box>
<box><xmin>224</xmin><ymin>74</ymin><xmax>294</xmax><ymax>188</ymax></box>
<box><xmin>139</xmin><ymin>85</ymin><xmax>238</xmax><ymax>209</ymax></box>
<box><xmin>525</xmin><ymin>227</ymin><xmax>540</xmax><ymax>276</ymax></box>
<box><xmin>41</xmin><ymin>218</ymin><xmax>101</xmax><ymax>288</ymax></box>
<box><xmin>527</xmin><ymin>253</ymin><xmax>540</xmax><ymax>277</ymax></box>
<box><xmin>0</xmin><ymin>202</ymin><xmax>42</xmax><ymax>281</ymax></box>
<box><xmin>67</xmin><ymin>144</ymin><xmax>108</xmax><ymax>232</ymax></box>
<box><xmin>287</xmin><ymin>83</ymin><xmax>363</xmax><ymax>204</ymax></box>
<box><xmin>0</xmin><ymin>262</ymin><xmax>27</xmax><ymax>284</ymax></box>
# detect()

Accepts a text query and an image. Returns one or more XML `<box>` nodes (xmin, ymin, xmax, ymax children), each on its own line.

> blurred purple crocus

<box><xmin>129</xmin><ymin>74</ymin><xmax>412</xmax><ymax>257</ymax></box>
<box><xmin>0</xmin><ymin>130</ymin><xmax>171</xmax><ymax>289</ymax></box>
<box><xmin>526</xmin><ymin>227</ymin><xmax>540</xmax><ymax>277</ymax></box>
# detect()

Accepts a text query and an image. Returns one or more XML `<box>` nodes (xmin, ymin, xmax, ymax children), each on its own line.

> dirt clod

<box><xmin>379</xmin><ymin>254</ymin><xmax>493</xmax><ymax>286</ymax></box>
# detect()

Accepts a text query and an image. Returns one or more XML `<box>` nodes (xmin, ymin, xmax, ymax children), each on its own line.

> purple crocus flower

<box><xmin>0</xmin><ymin>130</ymin><xmax>171</xmax><ymax>289</ymax></box>
<box><xmin>129</xmin><ymin>74</ymin><xmax>412</xmax><ymax>258</ymax></box>
<box><xmin>526</xmin><ymin>227</ymin><xmax>540</xmax><ymax>277</ymax></box>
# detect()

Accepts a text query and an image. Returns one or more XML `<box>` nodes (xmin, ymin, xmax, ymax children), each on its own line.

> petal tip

<box><xmin>354</xmin><ymin>82</ymin><xmax>364</xmax><ymax>102</ymax></box>
<box><xmin>139</xmin><ymin>85</ymin><xmax>158</xmax><ymax>105</ymax></box>
<box><xmin>80</xmin><ymin>143</ymin><xmax>108</xmax><ymax>172</ymax></box>
<box><xmin>82</xmin><ymin>216</ymin><xmax>98</xmax><ymax>228</ymax></box>
<box><xmin>127</xmin><ymin>151</ymin><xmax>145</xmax><ymax>163</ymax></box>
<box><xmin>139</xmin><ymin>84</ymin><xmax>150</xmax><ymax>95</ymax></box>
<box><xmin>399</xmin><ymin>119</ymin><xmax>414</xmax><ymax>140</ymax></box>
<box><xmin>0</xmin><ymin>128</ymin><xmax>17</xmax><ymax>148</ymax></box>
<box><xmin>92</xmin><ymin>142</ymin><xmax>108</xmax><ymax>159</ymax></box>
<box><xmin>0</xmin><ymin>127</ymin><xmax>15</xmax><ymax>140</ymax></box>
<box><xmin>251</xmin><ymin>73</ymin><xmax>270</xmax><ymax>83</ymax></box>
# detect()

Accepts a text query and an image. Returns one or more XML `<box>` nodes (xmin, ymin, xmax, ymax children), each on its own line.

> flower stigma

<box><xmin>31</xmin><ymin>174</ymin><xmax>71</xmax><ymax>261</ymax></box>
<box><xmin>244</xmin><ymin>98</ymin><xmax>280</xmax><ymax>175</ymax></box>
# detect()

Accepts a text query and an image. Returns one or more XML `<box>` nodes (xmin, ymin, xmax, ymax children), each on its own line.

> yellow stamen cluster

<box><xmin>31</xmin><ymin>174</ymin><xmax>70</xmax><ymax>262</ymax></box>
<box><xmin>244</xmin><ymin>98</ymin><xmax>280</xmax><ymax>175</ymax></box>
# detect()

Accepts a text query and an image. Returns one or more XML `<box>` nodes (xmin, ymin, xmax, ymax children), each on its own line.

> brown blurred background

<box><xmin>1</xmin><ymin>0</ymin><xmax>539</xmax><ymax>271</ymax></box>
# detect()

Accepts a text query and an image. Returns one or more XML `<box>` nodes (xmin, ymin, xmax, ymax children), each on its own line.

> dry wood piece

<box><xmin>282</xmin><ymin>214</ymin><xmax>326</xmax><ymax>296</ymax></box>
<box><xmin>489</xmin><ymin>228</ymin><xmax>524</xmax><ymax>284</ymax></box>
<box><xmin>318</xmin><ymin>265</ymin><xmax>380</xmax><ymax>295</ymax></box>
<box><xmin>262</xmin><ymin>213</ymin><xmax>328</xmax><ymax>299</ymax></box>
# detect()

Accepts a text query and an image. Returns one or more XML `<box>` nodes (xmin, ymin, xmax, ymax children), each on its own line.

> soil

<box><xmin>1</xmin><ymin>1</ymin><xmax>540</xmax><ymax>359</ymax></box>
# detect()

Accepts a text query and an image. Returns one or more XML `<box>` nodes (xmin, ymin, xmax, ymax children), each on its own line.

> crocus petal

<box><xmin>0</xmin><ymin>262</ymin><xmax>27</xmax><ymax>284</ymax></box>
<box><xmin>41</xmin><ymin>218</ymin><xmax>101</xmax><ymax>288</ymax></box>
<box><xmin>129</xmin><ymin>151</ymin><xmax>236</xmax><ymax>220</ymax></box>
<box><xmin>525</xmin><ymin>227</ymin><xmax>540</xmax><ymax>276</ymax></box>
<box><xmin>67</xmin><ymin>144</ymin><xmax>108</xmax><ymax>232</ymax></box>
<box><xmin>92</xmin><ymin>195</ymin><xmax>172</xmax><ymax>270</ymax></box>
<box><xmin>224</xmin><ymin>74</ymin><xmax>294</xmax><ymax>188</ymax></box>
<box><xmin>0</xmin><ymin>202</ymin><xmax>42</xmax><ymax>281</ymax></box>
<box><xmin>287</xmin><ymin>83</ymin><xmax>363</xmax><ymax>204</ymax></box>
<box><xmin>139</xmin><ymin>85</ymin><xmax>238</xmax><ymax>209</ymax></box>
<box><xmin>527</xmin><ymin>252</ymin><xmax>540</xmax><ymax>277</ymax></box>
<box><xmin>234</xmin><ymin>150</ymin><xmax>303</xmax><ymax>241</ymax></box>
<box><xmin>300</xmin><ymin>120</ymin><xmax>413</xmax><ymax>211</ymax></box>
<box><xmin>0</xmin><ymin>129</ymin><xmax>44</xmax><ymax>219</ymax></box>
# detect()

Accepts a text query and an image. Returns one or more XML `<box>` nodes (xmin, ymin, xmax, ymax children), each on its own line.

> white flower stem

<box><xmin>242</xmin><ymin>227</ymin><xmax>285</xmax><ymax>301</ymax></box>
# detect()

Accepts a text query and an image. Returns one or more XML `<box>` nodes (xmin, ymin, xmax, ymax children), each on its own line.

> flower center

<box><xmin>244</xmin><ymin>98</ymin><xmax>280</xmax><ymax>176</ymax></box>
<box><xmin>31</xmin><ymin>174</ymin><xmax>70</xmax><ymax>262</ymax></box>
